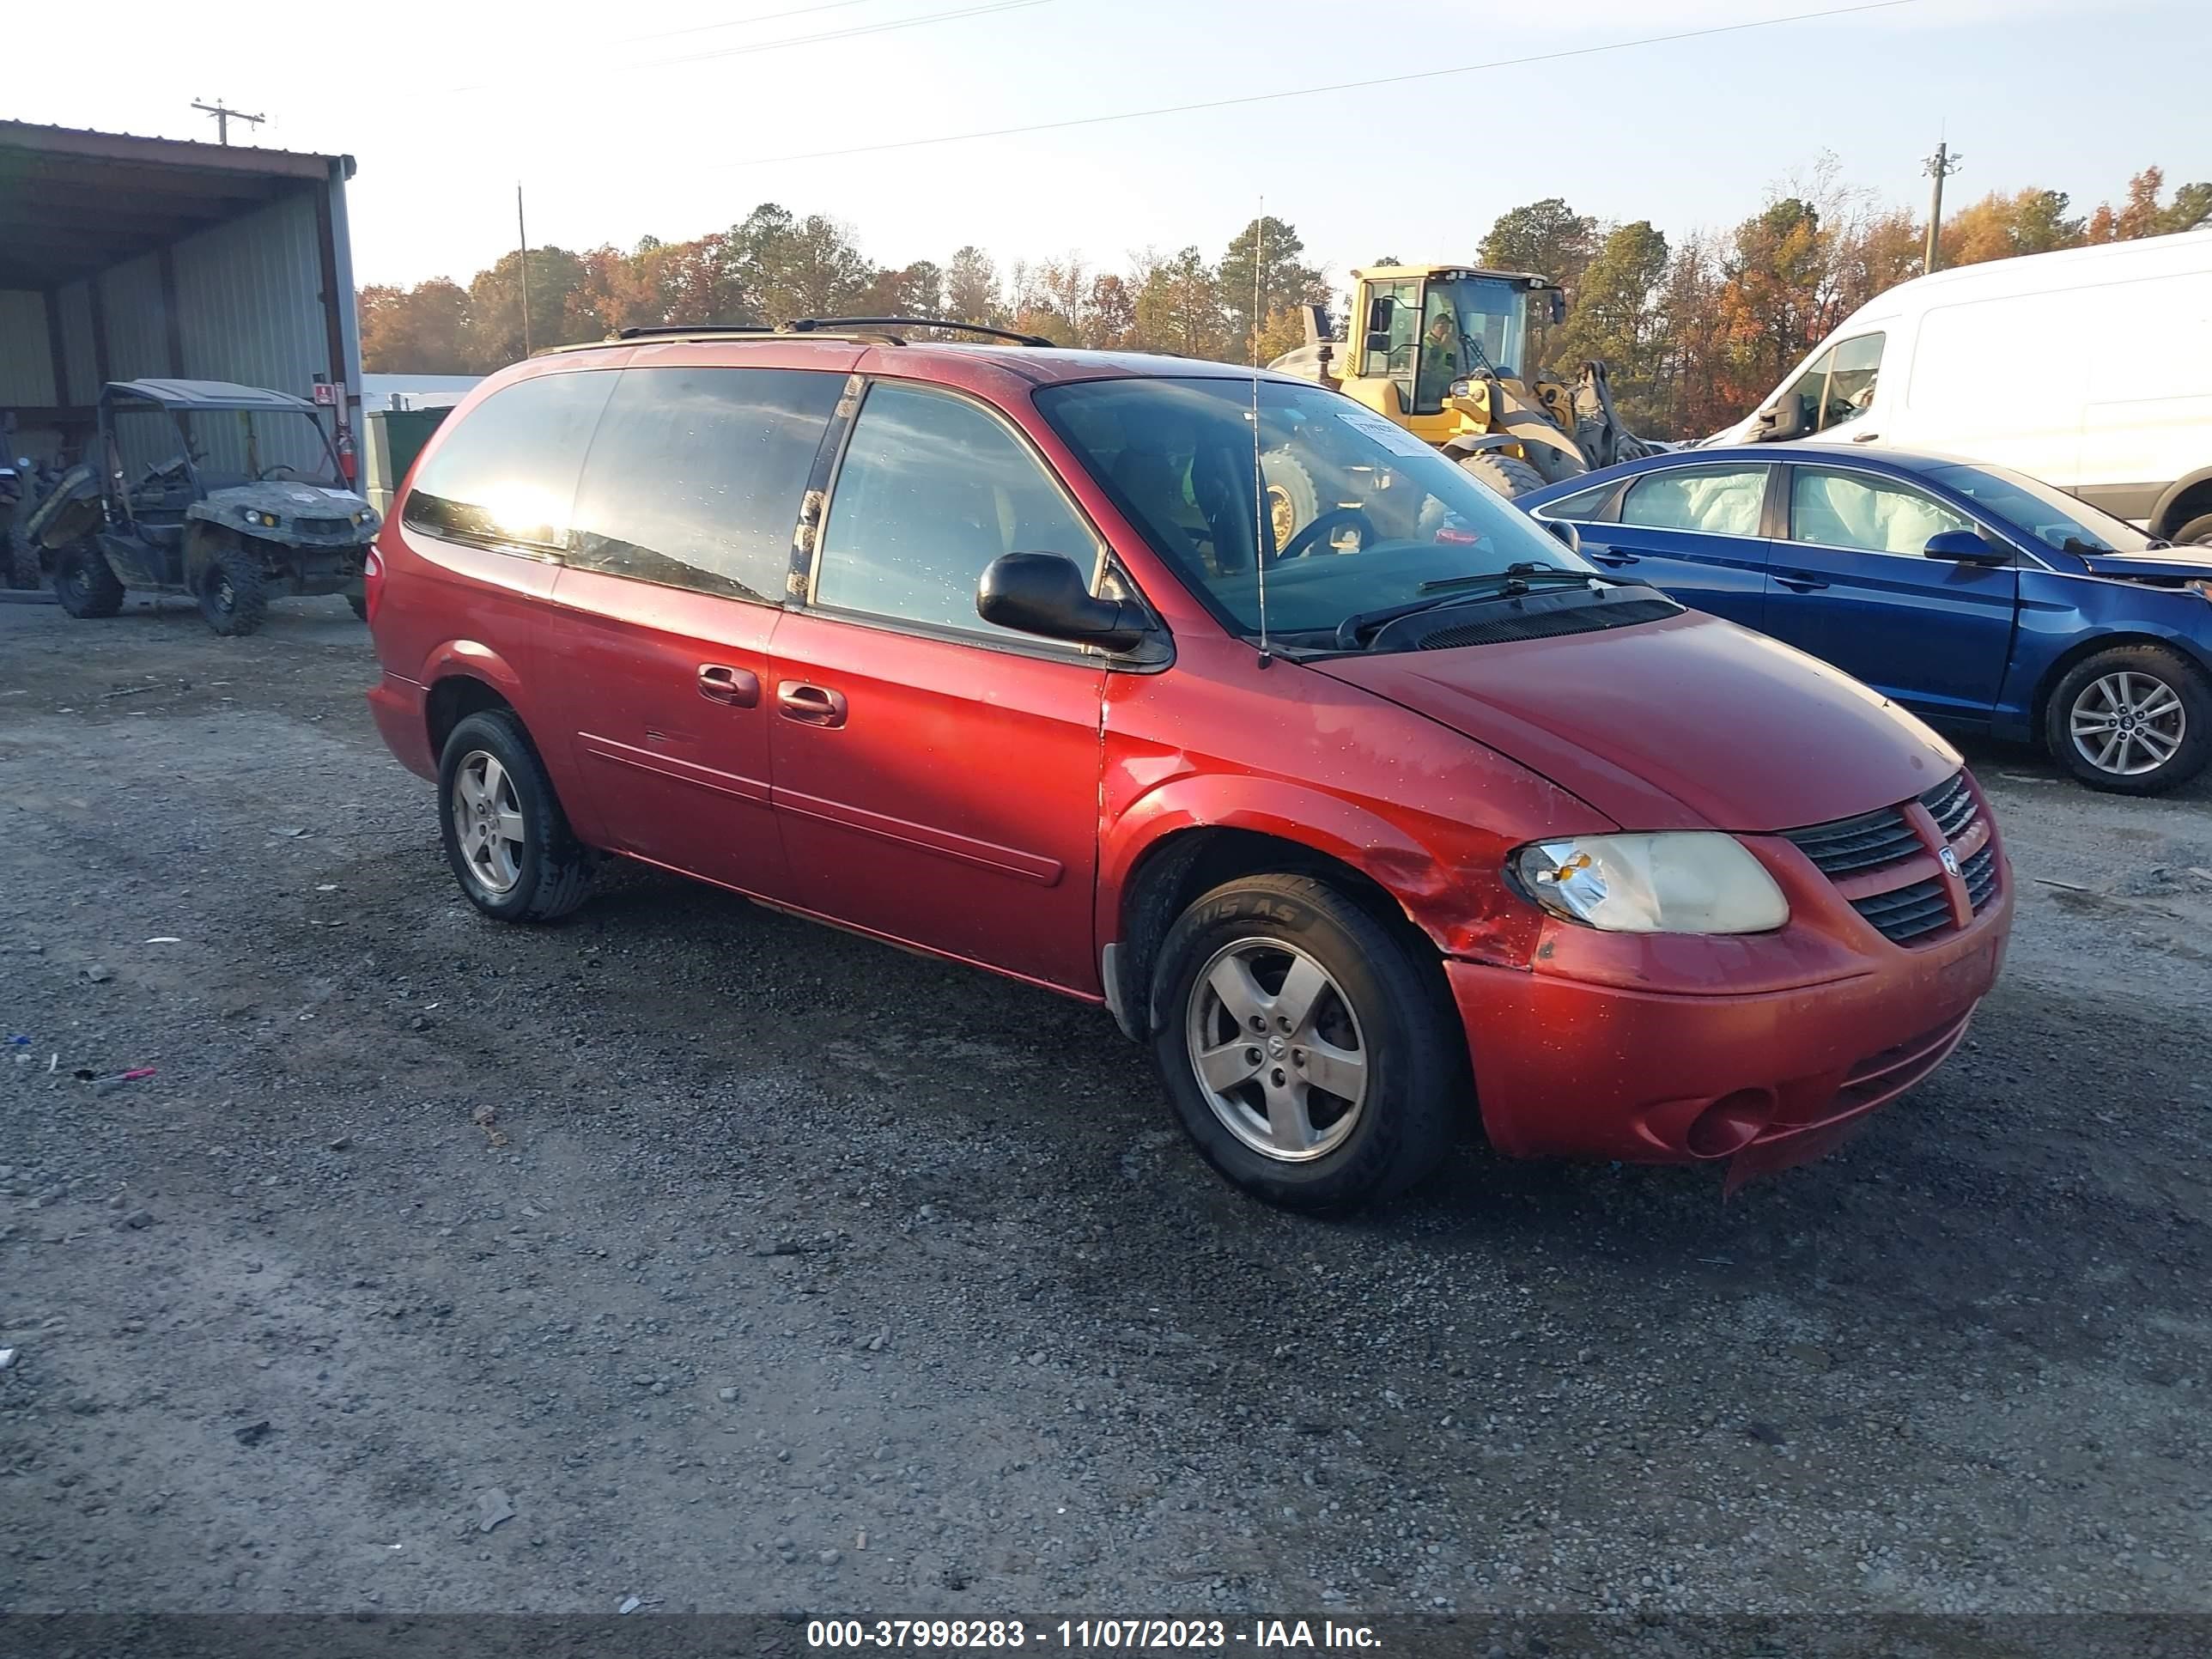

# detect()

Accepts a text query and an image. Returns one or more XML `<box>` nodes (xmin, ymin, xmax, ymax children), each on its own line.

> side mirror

<box><xmin>1365</xmin><ymin>295</ymin><xmax>1396</xmax><ymax>336</ymax></box>
<box><xmin>1755</xmin><ymin>402</ymin><xmax>1807</xmax><ymax>442</ymax></box>
<box><xmin>977</xmin><ymin>552</ymin><xmax>1150</xmax><ymax>652</ymax></box>
<box><xmin>1923</xmin><ymin>529</ymin><xmax>2009</xmax><ymax>566</ymax></box>
<box><xmin>1545</xmin><ymin>517</ymin><xmax>1580</xmax><ymax>555</ymax></box>
<box><xmin>1542</xmin><ymin>288</ymin><xmax>1567</xmax><ymax>325</ymax></box>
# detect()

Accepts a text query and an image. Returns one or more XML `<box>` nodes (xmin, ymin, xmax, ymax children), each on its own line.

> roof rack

<box><xmin>564</xmin><ymin>316</ymin><xmax>1055</xmax><ymax>350</ymax></box>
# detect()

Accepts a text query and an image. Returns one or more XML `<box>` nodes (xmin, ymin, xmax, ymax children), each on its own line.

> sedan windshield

<box><xmin>1035</xmin><ymin>375</ymin><xmax>1591</xmax><ymax>647</ymax></box>
<box><xmin>1927</xmin><ymin>462</ymin><xmax>2157</xmax><ymax>557</ymax></box>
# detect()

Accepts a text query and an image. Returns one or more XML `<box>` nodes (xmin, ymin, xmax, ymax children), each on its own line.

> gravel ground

<box><xmin>1</xmin><ymin>595</ymin><xmax>2207</xmax><ymax>1623</ymax></box>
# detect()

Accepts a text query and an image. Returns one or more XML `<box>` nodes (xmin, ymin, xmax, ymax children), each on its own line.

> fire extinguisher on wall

<box><xmin>336</xmin><ymin>421</ymin><xmax>358</xmax><ymax>486</ymax></box>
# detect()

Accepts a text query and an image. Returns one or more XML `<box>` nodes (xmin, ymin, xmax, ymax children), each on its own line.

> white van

<box><xmin>1706</xmin><ymin>228</ymin><xmax>2212</xmax><ymax>542</ymax></box>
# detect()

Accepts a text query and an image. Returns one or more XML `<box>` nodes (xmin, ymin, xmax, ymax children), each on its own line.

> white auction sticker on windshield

<box><xmin>1333</xmin><ymin>404</ymin><xmax>1436</xmax><ymax>459</ymax></box>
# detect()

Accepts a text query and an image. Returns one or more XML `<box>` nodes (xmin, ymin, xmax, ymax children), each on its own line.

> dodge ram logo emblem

<box><xmin>1939</xmin><ymin>846</ymin><xmax>1962</xmax><ymax>878</ymax></box>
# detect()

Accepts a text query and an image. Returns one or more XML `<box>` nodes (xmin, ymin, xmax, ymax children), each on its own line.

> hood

<box><xmin>1313</xmin><ymin>611</ymin><xmax>1961</xmax><ymax>833</ymax></box>
<box><xmin>204</xmin><ymin>481</ymin><xmax>372</xmax><ymax>515</ymax></box>
<box><xmin>2073</xmin><ymin>545</ymin><xmax>2212</xmax><ymax>583</ymax></box>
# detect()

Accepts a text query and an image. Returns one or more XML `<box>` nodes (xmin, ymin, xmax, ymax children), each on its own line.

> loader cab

<box><xmin>1352</xmin><ymin>267</ymin><xmax>1558</xmax><ymax>422</ymax></box>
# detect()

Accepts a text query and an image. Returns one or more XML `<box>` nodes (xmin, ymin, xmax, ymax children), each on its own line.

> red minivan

<box><xmin>364</xmin><ymin>322</ymin><xmax>2012</xmax><ymax>1211</ymax></box>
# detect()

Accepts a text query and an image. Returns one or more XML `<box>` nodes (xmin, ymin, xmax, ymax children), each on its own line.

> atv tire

<box><xmin>1455</xmin><ymin>450</ymin><xmax>1547</xmax><ymax>501</ymax></box>
<box><xmin>199</xmin><ymin>545</ymin><xmax>270</xmax><ymax>636</ymax></box>
<box><xmin>53</xmin><ymin>542</ymin><xmax>124</xmax><ymax>617</ymax></box>
<box><xmin>1261</xmin><ymin>448</ymin><xmax>1322</xmax><ymax>550</ymax></box>
<box><xmin>7</xmin><ymin>520</ymin><xmax>40</xmax><ymax>591</ymax></box>
<box><xmin>347</xmin><ymin>587</ymin><xmax>369</xmax><ymax>623</ymax></box>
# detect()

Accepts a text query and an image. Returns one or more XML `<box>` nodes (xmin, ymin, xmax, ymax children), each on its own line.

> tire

<box><xmin>2043</xmin><ymin>643</ymin><xmax>2212</xmax><ymax>795</ymax></box>
<box><xmin>52</xmin><ymin>542</ymin><xmax>124</xmax><ymax>618</ymax></box>
<box><xmin>346</xmin><ymin>587</ymin><xmax>369</xmax><ymax>623</ymax></box>
<box><xmin>7</xmin><ymin>521</ymin><xmax>40</xmax><ymax>591</ymax></box>
<box><xmin>198</xmin><ymin>545</ymin><xmax>269</xmax><ymax>636</ymax></box>
<box><xmin>1525</xmin><ymin>441</ymin><xmax>1588</xmax><ymax>487</ymax></box>
<box><xmin>1455</xmin><ymin>450</ymin><xmax>1547</xmax><ymax>501</ymax></box>
<box><xmin>437</xmin><ymin>709</ymin><xmax>595</xmax><ymax>922</ymax></box>
<box><xmin>1261</xmin><ymin>448</ymin><xmax>1321</xmax><ymax>550</ymax></box>
<box><xmin>1150</xmin><ymin>873</ymin><xmax>1461</xmax><ymax>1212</ymax></box>
<box><xmin>2172</xmin><ymin>512</ymin><xmax>2212</xmax><ymax>546</ymax></box>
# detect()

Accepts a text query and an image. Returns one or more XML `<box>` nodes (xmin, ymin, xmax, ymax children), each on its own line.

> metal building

<box><xmin>0</xmin><ymin>121</ymin><xmax>362</xmax><ymax>464</ymax></box>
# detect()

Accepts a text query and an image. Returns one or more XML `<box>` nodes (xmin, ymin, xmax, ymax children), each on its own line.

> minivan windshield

<box><xmin>1926</xmin><ymin>461</ymin><xmax>2158</xmax><ymax>557</ymax></box>
<box><xmin>1036</xmin><ymin>375</ymin><xmax>1594</xmax><ymax>648</ymax></box>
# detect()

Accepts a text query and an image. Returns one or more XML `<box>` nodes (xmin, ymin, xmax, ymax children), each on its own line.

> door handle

<box><xmin>1849</xmin><ymin>431</ymin><xmax>1881</xmax><ymax>443</ymax></box>
<box><xmin>775</xmin><ymin>680</ymin><xmax>848</xmax><ymax>728</ymax></box>
<box><xmin>1774</xmin><ymin>574</ymin><xmax>1830</xmax><ymax>592</ymax></box>
<box><xmin>1586</xmin><ymin>548</ymin><xmax>1639</xmax><ymax>566</ymax></box>
<box><xmin>696</xmin><ymin>664</ymin><xmax>761</xmax><ymax>708</ymax></box>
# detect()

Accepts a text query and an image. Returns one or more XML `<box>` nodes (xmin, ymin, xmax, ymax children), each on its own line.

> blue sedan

<box><xmin>1520</xmin><ymin>445</ymin><xmax>2212</xmax><ymax>793</ymax></box>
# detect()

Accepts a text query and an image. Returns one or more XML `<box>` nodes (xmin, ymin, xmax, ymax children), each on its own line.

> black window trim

<box><xmin>797</xmin><ymin>373</ymin><xmax>1172</xmax><ymax>672</ymax></box>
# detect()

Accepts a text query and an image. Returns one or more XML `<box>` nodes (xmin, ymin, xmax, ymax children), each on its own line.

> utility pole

<box><xmin>191</xmin><ymin>99</ymin><xmax>264</xmax><ymax>146</ymax></box>
<box><xmin>516</xmin><ymin>185</ymin><xmax>532</xmax><ymax>356</ymax></box>
<box><xmin>1923</xmin><ymin>139</ymin><xmax>1964</xmax><ymax>275</ymax></box>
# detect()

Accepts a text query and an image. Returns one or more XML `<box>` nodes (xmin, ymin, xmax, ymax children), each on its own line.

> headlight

<box><xmin>1513</xmin><ymin>832</ymin><xmax>1789</xmax><ymax>934</ymax></box>
<box><xmin>1449</xmin><ymin>379</ymin><xmax>1472</xmax><ymax>398</ymax></box>
<box><xmin>2188</xmin><ymin>578</ymin><xmax>2211</xmax><ymax>604</ymax></box>
<box><xmin>246</xmin><ymin>509</ymin><xmax>282</xmax><ymax>528</ymax></box>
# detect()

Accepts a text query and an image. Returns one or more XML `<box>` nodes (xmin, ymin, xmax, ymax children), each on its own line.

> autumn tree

<box><xmin>464</xmin><ymin>246</ymin><xmax>588</xmax><ymax>371</ymax></box>
<box><xmin>1480</xmin><ymin>198</ymin><xmax>1598</xmax><ymax>372</ymax></box>
<box><xmin>1553</xmin><ymin>222</ymin><xmax>1670</xmax><ymax>420</ymax></box>
<box><xmin>360</xmin><ymin>279</ymin><xmax>470</xmax><ymax>374</ymax></box>
<box><xmin>2086</xmin><ymin>166</ymin><xmax>2212</xmax><ymax>242</ymax></box>
<box><xmin>1941</xmin><ymin>188</ymin><xmax>2082</xmax><ymax>267</ymax></box>
<box><xmin>1218</xmin><ymin>216</ymin><xmax>1324</xmax><ymax>362</ymax></box>
<box><xmin>1133</xmin><ymin>246</ymin><xmax>1227</xmax><ymax>359</ymax></box>
<box><xmin>945</xmin><ymin>246</ymin><xmax>1002</xmax><ymax>325</ymax></box>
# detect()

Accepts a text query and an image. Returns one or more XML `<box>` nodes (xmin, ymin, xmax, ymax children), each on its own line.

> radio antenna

<box><xmin>1251</xmin><ymin>196</ymin><xmax>1272</xmax><ymax>667</ymax></box>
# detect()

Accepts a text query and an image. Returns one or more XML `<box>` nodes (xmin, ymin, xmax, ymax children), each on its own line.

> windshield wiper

<box><xmin>1335</xmin><ymin>566</ymin><xmax>1595</xmax><ymax>650</ymax></box>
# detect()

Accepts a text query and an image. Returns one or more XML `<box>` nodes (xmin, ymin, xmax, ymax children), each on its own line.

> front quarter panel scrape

<box><xmin>1097</xmin><ymin>637</ymin><xmax>1614</xmax><ymax>973</ymax></box>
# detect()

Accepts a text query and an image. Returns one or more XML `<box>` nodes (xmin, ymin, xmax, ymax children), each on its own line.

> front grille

<box><xmin>1408</xmin><ymin>596</ymin><xmax>1679</xmax><ymax>651</ymax></box>
<box><xmin>1784</xmin><ymin>769</ymin><xmax>2001</xmax><ymax>947</ymax></box>
<box><xmin>1783</xmin><ymin>805</ymin><xmax>1921</xmax><ymax>877</ymax></box>
<box><xmin>1961</xmin><ymin>842</ymin><xmax>1998</xmax><ymax>910</ymax></box>
<box><xmin>297</xmin><ymin>516</ymin><xmax>349</xmax><ymax>535</ymax></box>
<box><xmin>1921</xmin><ymin>770</ymin><xmax>1978</xmax><ymax>840</ymax></box>
<box><xmin>1850</xmin><ymin>876</ymin><xmax>1954</xmax><ymax>944</ymax></box>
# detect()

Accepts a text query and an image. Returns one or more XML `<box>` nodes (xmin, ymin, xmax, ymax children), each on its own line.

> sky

<box><xmin>11</xmin><ymin>0</ymin><xmax>2209</xmax><ymax>295</ymax></box>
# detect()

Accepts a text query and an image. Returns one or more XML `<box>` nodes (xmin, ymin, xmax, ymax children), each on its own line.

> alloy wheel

<box><xmin>1184</xmin><ymin>938</ymin><xmax>1369</xmax><ymax>1162</ymax></box>
<box><xmin>2069</xmin><ymin>671</ymin><xmax>2186</xmax><ymax>777</ymax></box>
<box><xmin>450</xmin><ymin>750</ymin><xmax>526</xmax><ymax>893</ymax></box>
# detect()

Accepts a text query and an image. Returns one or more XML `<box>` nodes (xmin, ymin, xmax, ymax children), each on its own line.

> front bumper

<box><xmin>1451</xmin><ymin>805</ymin><xmax>2013</xmax><ymax>1185</ymax></box>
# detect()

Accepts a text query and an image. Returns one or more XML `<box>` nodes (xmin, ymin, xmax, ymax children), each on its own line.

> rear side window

<box><xmin>568</xmin><ymin>366</ymin><xmax>843</xmax><ymax>604</ymax></box>
<box><xmin>401</xmin><ymin>370</ymin><xmax>616</xmax><ymax>552</ymax></box>
<box><xmin>814</xmin><ymin>381</ymin><xmax>1100</xmax><ymax>639</ymax></box>
<box><xmin>1534</xmin><ymin>480</ymin><xmax>1618</xmax><ymax>522</ymax></box>
<box><xmin>1620</xmin><ymin>465</ymin><xmax>1768</xmax><ymax>537</ymax></box>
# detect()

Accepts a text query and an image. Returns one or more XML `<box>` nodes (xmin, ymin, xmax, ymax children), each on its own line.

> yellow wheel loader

<box><xmin>1268</xmin><ymin>263</ymin><xmax>1652</xmax><ymax>508</ymax></box>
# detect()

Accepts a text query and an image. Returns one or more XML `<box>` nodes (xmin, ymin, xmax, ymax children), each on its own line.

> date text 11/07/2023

<box><xmin>805</xmin><ymin>1619</ymin><xmax>1383</xmax><ymax>1649</ymax></box>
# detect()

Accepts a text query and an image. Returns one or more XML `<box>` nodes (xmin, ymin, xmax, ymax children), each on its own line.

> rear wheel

<box><xmin>1525</xmin><ymin>441</ymin><xmax>1588</xmax><ymax>487</ymax></box>
<box><xmin>346</xmin><ymin>587</ymin><xmax>369</xmax><ymax>622</ymax></box>
<box><xmin>2172</xmin><ymin>512</ymin><xmax>2212</xmax><ymax>546</ymax></box>
<box><xmin>438</xmin><ymin>709</ymin><xmax>594</xmax><ymax>922</ymax></box>
<box><xmin>1150</xmin><ymin>873</ymin><xmax>1460</xmax><ymax>1212</ymax></box>
<box><xmin>199</xmin><ymin>546</ymin><xmax>269</xmax><ymax>636</ymax></box>
<box><xmin>1261</xmin><ymin>449</ymin><xmax>1321</xmax><ymax>549</ymax></box>
<box><xmin>52</xmin><ymin>542</ymin><xmax>124</xmax><ymax>617</ymax></box>
<box><xmin>1455</xmin><ymin>450</ymin><xmax>1547</xmax><ymax>501</ymax></box>
<box><xmin>7</xmin><ymin>521</ymin><xmax>40</xmax><ymax>590</ymax></box>
<box><xmin>2044</xmin><ymin>643</ymin><xmax>2211</xmax><ymax>794</ymax></box>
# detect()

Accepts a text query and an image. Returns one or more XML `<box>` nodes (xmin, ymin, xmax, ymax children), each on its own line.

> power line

<box><xmin>448</xmin><ymin>0</ymin><xmax>1050</xmax><ymax>91</ymax></box>
<box><xmin>611</xmin><ymin>0</ymin><xmax>883</xmax><ymax>49</ymax></box>
<box><xmin>714</xmin><ymin>0</ymin><xmax>1918</xmax><ymax>170</ymax></box>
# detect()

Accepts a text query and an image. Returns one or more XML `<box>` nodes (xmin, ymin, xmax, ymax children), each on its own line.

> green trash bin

<box><xmin>363</xmin><ymin>406</ymin><xmax>453</xmax><ymax>517</ymax></box>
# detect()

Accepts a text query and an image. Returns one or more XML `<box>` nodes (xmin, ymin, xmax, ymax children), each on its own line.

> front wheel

<box><xmin>1150</xmin><ymin>874</ymin><xmax>1462</xmax><ymax>1212</ymax></box>
<box><xmin>199</xmin><ymin>546</ymin><xmax>269</xmax><ymax>636</ymax></box>
<box><xmin>2044</xmin><ymin>644</ymin><xmax>2211</xmax><ymax>794</ymax></box>
<box><xmin>1455</xmin><ymin>449</ymin><xmax>1547</xmax><ymax>501</ymax></box>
